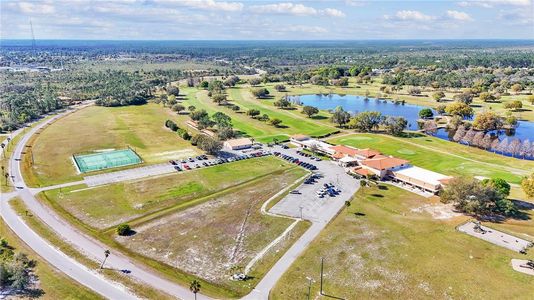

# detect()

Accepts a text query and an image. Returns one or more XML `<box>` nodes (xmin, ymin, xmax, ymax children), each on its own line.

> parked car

<box><xmin>289</xmin><ymin>190</ymin><xmax>301</xmax><ymax>194</ymax></box>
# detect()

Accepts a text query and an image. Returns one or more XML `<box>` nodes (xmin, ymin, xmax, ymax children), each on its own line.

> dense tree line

<box><xmin>0</xmin><ymin>82</ymin><xmax>62</xmax><ymax>131</ymax></box>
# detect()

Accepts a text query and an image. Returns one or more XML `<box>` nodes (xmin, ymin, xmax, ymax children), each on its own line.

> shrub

<box><xmin>117</xmin><ymin>224</ymin><xmax>131</xmax><ymax>236</ymax></box>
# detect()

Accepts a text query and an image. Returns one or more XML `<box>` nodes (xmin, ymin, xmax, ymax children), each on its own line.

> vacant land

<box><xmin>40</xmin><ymin>156</ymin><xmax>295</xmax><ymax>230</ymax></box>
<box><xmin>175</xmin><ymin>87</ymin><xmax>337</xmax><ymax>143</ymax></box>
<box><xmin>117</xmin><ymin>167</ymin><xmax>308</xmax><ymax>296</ymax></box>
<box><xmin>23</xmin><ymin>103</ymin><xmax>199</xmax><ymax>187</ymax></box>
<box><xmin>271</xmin><ymin>185</ymin><xmax>534</xmax><ymax>300</ymax></box>
<box><xmin>0</xmin><ymin>216</ymin><xmax>102</xmax><ymax>300</ymax></box>
<box><xmin>328</xmin><ymin>133</ymin><xmax>533</xmax><ymax>185</ymax></box>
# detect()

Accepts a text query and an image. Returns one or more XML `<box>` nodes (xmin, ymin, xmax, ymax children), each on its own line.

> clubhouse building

<box><xmin>290</xmin><ymin>135</ymin><xmax>452</xmax><ymax>194</ymax></box>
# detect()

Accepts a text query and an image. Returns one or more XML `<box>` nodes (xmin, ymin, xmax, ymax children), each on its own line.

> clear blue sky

<box><xmin>1</xmin><ymin>0</ymin><xmax>533</xmax><ymax>40</ymax></box>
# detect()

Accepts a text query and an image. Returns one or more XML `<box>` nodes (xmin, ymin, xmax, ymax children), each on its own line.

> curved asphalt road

<box><xmin>2</xmin><ymin>106</ymin><xmax>356</xmax><ymax>300</ymax></box>
<box><xmin>3</xmin><ymin>107</ymin><xmax>213</xmax><ymax>300</ymax></box>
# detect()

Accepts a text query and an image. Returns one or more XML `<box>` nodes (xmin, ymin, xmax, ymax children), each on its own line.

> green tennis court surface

<box><xmin>73</xmin><ymin>149</ymin><xmax>142</xmax><ymax>173</ymax></box>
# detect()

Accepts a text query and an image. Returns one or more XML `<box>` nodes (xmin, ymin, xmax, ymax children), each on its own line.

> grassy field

<box><xmin>175</xmin><ymin>87</ymin><xmax>337</xmax><ymax>143</ymax></box>
<box><xmin>39</xmin><ymin>156</ymin><xmax>295</xmax><ymax>230</ymax></box>
<box><xmin>0</xmin><ymin>214</ymin><xmax>102</xmax><ymax>300</ymax></box>
<box><xmin>327</xmin><ymin>133</ymin><xmax>533</xmax><ymax>185</ymax></box>
<box><xmin>117</xmin><ymin>167</ymin><xmax>308</xmax><ymax>297</ymax></box>
<box><xmin>23</xmin><ymin>103</ymin><xmax>200</xmax><ymax>187</ymax></box>
<box><xmin>271</xmin><ymin>185</ymin><xmax>534</xmax><ymax>300</ymax></box>
<box><xmin>37</xmin><ymin>156</ymin><xmax>310</xmax><ymax>298</ymax></box>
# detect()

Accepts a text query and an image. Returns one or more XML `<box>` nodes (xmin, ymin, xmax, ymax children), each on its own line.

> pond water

<box><xmin>290</xmin><ymin>93</ymin><xmax>534</xmax><ymax>142</ymax></box>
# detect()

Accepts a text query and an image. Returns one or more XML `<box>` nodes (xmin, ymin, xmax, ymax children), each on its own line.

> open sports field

<box><xmin>39</xmin><ymin>156</ymin><xmax>298</xmax><ymax>230</ymax></box>
<box><xmin>176</xmin><ymin>87</ymin><xmax>337</xmax><ymax>143</ymax></box>
<box><xmin>327</xmin><ymin>133</ymin><xmax>534</xmax><ymax>185</ymax></box>
<box><xmin>117</xmin><ymin>167</ymin><xmax>308</xmax><ymax>297</ymax></box>
<box><xmin>23</xmin><ymin>103</ymin><xmax>200</xmax><ymax>187</ymax></box>
<box><xmin>74</xmin><ymin>148</ymin><xmax>142</xmax><ymax>173</ymax></box>
<box><xmin>271</xmin><ymin>185</ymin><xmax>534</xmax><ymax>300</ymax></box>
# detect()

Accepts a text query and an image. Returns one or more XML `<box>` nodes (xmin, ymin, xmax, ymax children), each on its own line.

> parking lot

<box><xmin>84</xmin><ymin>151</ymin><xmax>271</xmax><ymax>187</ymax></box>
<box><xmin>268</xmin><ymin>144</ymin><xmax>360</xmax><ymax>223</ymax></box>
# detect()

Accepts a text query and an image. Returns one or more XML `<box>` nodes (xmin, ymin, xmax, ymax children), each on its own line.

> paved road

<box><xmin>4</xmin><ymin>106</ymin><xmax>214</xmax><ymax>300</ymax></box>
<box><xmin>242</xmin><ymin>145</ymin><xmax>360</xmax><ymax>299</ymax></box>
<box><xmin>3</xmin><ymin>108</ymin><xmax>359</xmax><ymax>299</ymax></box>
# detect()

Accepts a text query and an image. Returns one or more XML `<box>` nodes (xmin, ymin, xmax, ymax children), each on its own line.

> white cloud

<box><xmin>385</xmin><ymin>10</ymin><xmax>435</xmax><ymax>22</ymax></box>
<box><xmin>250</xmin><ymin>3</ymin><xmax>317</xmax><ymax>16</ymax></box>
<box><xmin>285</xmin><ymin>25</ymin><xmax>328</xmax><ymax>33</ymax></box>
<box><xmin>446</xmin><ymin>10</ymin><xmax>473</xmax><ymax>21</ymax></box>
<box><xmin>249</xmin><ymin>3</ymin><xmax>344</xmax><ymax>17</ymax></box>
<box><xmin>154</xmin><ymin>0</ymin><xmax>244</xmax><ymax>12</ymax></box>
<box><xmin>457</xmin><ymin>0</ymin><xmax>531</xmax><ymax>8</ymax></box>
<box><xmin>6</xmin><ymin>1</ymin><xmax>56</xmax><ymax>14</ymax></box>
<box><xmin>323</xmin><ymin>8</ymin><xmax>346</xmax><ymax>18</ymax></box>
<box><xmin>345</xmin><ymin>0</ymin><xmax>367</xmax><ymax>7</ymax></box>
<box><xmin>498</xmin><ymin>8</ymin><xmax>534</xmax><ymax>24</ymax></box>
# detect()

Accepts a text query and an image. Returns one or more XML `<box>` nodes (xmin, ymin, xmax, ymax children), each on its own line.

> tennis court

<box><xmin>73</xmin><ymin>149</ymin><xmax>142</xmax><ymax>173</ymax></box>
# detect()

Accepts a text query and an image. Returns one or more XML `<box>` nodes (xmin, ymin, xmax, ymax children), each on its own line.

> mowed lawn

<box><xmin>39</xmin><ymin>156</ymin><xmax>295</xmax><ymax>230</ymax></box>
<box><xmin>24</xmin><ymin>103</ymin><xmax>199</xmax><ymax>187</ymax></box>
<box><xmin>327</xmin><ymin>133</ymin><xmax>533</xmax><ymax>185</ymax></box>
<box><xmin>177</xmin><ymin>87</ymin><xmax>336</xmax><ymax>143</ymax></box>
<box><xmin>0</xmin><ymin>216</ymin><xmax>102</xmax><ymax>300</ymax></box>
<box><xmin>271</xmin><ymin>185</ymin><xmax>534</xmax><ymax>300</ymax></box>
<box><xmin>117</xmin><ymin>167</ymin><xmax>308</xmax><ymax>297</ymax></box>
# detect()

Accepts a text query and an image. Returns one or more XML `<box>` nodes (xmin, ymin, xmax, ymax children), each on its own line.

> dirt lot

<box><xmin>116</xmin><ymin>168</ymin><xmax>307</xmax><ymax>292</ymax></box>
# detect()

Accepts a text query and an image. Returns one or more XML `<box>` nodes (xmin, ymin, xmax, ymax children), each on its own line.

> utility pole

<box><xmin>306</xmin><ymin>277</ymin><xmax>313</xmax><ymax>300</ymax></box>
<box><xmin>320</xmin><ymin>257</ymin><xmax>324</xmax><ymax>295</ymax></box>
<box><xmin>30</xmin><ymin>19</ymin><xmax>36</xmax><ymax>50</ymax></box>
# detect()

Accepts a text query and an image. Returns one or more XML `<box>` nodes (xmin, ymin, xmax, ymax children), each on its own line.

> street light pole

<box><xmin>320</xmin><ymin>257</ymin><xmax>324</xmax><ymax>295</ymax></box>
<box><xmin>306</xmin><ymin>277</ymin><xmax>313</xmax><ymax>300</ymax></box>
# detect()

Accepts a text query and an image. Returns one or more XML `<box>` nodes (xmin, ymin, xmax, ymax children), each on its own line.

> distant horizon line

<box><xmin>2</xmin><ymin>38</ymin><xmax>534</xmax><ymax>42</ymax></box>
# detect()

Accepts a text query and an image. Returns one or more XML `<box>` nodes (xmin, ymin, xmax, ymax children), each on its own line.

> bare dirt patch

<box><xmin>116</xmin><ymin>168</ymin><xmax>305</xmax><ymax>287</ymax></box>
<box><xmin>411</xmin><ymin>202</ymin><xmax>463</xmax><ymax>220</ymax></box>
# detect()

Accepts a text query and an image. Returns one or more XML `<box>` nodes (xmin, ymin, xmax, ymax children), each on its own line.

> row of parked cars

<box><xmin>169</xmin><ymin>155</ymin><xmax>208</xmax><ymax>165</ymax></box>
<box><xmin>304</xmin><ymin>173</ymin><xmax>322</xmax><ymax>184</ymax></box>
<box><xmin>317</xmin><ymin>183</ymin><xmax>341</xmax><ymax>198</ymax></box>
<box><xmin>169</xmin><ymin>152</ymin><xmax>271</xmax><ymax>172</ymax></box>
<box><xmin>296</xmin><ymin>150</ymin><xmax>322</xmax><ymax>161</ymax></box>
<box><xmin>273</xmin><ymin>152</ymin><xmax>318</xmax><ymax>170</ymax></box>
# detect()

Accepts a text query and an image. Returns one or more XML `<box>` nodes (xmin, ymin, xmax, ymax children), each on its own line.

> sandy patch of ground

<box><xmin>116</xmin><ymin>169</ymin><xmax>302</xmax><ymax>284</ymax></box>
<box><xmin>411</xmin><ymin>203</ymin><xmax>462</xmax><ymax>220</ymax></box>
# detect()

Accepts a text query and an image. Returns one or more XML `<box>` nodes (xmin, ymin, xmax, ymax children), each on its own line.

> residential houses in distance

<box><xmin>289</xmin><ymin>134</ymin><xmax>452</xmax><ymax>194</ymax></box>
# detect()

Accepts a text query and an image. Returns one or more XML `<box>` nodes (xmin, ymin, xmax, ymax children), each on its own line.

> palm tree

<box><xmin>100</xmin><ymin>250</ymin><xmax>110</xmax><ymax>269</ymax></box>
<box><xmin>190</xmin><ymin>280</ymin><xmax>201</xmax><ymax>300</ymax></box>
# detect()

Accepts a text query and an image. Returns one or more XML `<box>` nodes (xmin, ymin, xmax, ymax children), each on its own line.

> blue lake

<box><xmin>290</xmin><ymin>94</ymin><xmax>534</xmax><ymax>142</ymax></box>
